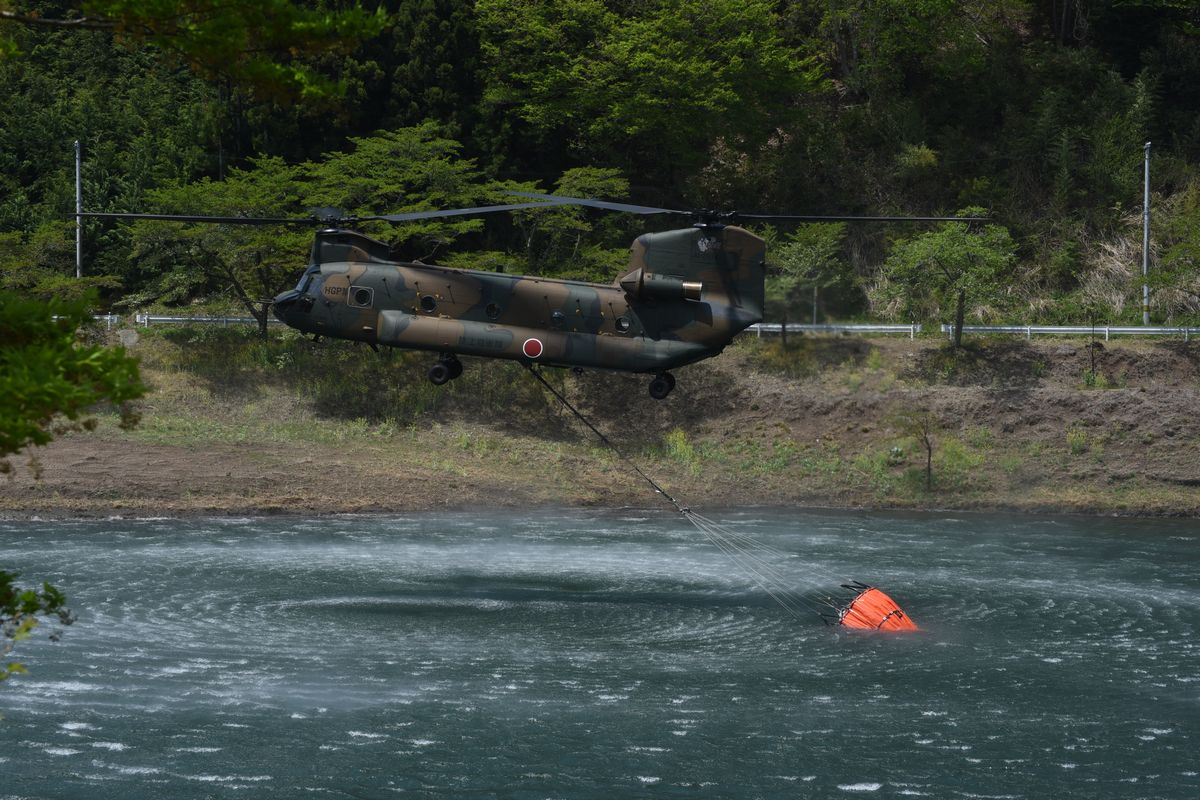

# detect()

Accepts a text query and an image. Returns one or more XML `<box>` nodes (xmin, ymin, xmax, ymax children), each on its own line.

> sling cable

<box><xmin>526</xmin><ymin>366</ymin><xmax>917</xmax><ymax>632</ymax></box>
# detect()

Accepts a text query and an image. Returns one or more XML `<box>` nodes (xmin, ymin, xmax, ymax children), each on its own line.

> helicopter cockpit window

<box><xmin>295</xmin><ymin>266</ymin><xmax>318</xmax><ymax>292</ymax></box>
<box><xmin>349</xmin><ymin>286</ymin><xmax>373</xmax><ymax>308</ymax></box>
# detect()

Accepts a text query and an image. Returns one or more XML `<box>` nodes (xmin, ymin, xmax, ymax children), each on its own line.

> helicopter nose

<box><xmin>273</xmin><ymin>289</ymin><xmax>300</xmax><ymax>322</ymax></box>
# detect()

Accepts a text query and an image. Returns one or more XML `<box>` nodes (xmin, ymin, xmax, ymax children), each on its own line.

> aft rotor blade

<box><xmin>738</xmin><ymin>213</ymin><xmax>989</xmax><ymax>223</ymax></box>
<box><xmin>77</xmin><ymin>211</ymin><xmax>320</xmax><ymax>225</ymax></box>
<box><xmin>507</xmin><ymin>191</ymin><xmax>688</xmax><ymax>215</ymax></box>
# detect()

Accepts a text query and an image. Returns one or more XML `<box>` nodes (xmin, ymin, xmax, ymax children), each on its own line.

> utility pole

<box><xmin>75</xmin><ymin>139</ymin><xmax>82</xmax><ymax>278</ymax></box>
<box><xmin>1142</xmin><ymin>141</ymin><xmax>1151</xmax><ymax>325</ymax></box>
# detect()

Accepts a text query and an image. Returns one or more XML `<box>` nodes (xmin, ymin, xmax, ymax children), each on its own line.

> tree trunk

<box><xmin>924</xmin><ymin>437</ymin><xmax>933</xmax><ymax>491</ymax></box>
<box><xmin>953</xmin><ymin>288</ymin><xmax>966</xmax><ymax>349</ymax></box>
<box><xmin>255</xmin><ymin>301</ymin><xmax>270</xmax><ymax>341</ymax></box>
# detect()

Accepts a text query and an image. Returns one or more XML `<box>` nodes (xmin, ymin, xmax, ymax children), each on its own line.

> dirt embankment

<box><xmin>2</xmin><ymin>335</ymin><xmax>1198</xmax><ymax>518</ymax></box>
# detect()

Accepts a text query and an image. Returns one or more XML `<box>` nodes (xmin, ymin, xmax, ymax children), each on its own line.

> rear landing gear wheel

<box><xmin>648</xmin><ymin>372</ymin><xmax>675</xmax><ymax>400</ymax></box>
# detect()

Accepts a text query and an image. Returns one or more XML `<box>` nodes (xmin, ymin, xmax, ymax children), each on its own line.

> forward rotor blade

<box><xmin>507</xmin><ymin>191</ymin><xmax>688</xmax><ymax>215</ymax></box>
<box><xmin>358</xmin><ymin>199</ymin><xmax>578</xmax><ymax>223</ymax></box>
<box><xmin>77</xmin><ymin>211</ymin><xmax>323</xmax><ymax>225</ymax></box>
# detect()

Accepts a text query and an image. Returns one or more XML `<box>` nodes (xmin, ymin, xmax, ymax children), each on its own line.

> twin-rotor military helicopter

<box><xmin>84</xmin><ymin>194</ymin><xmax>979</xmax><ymax>399</ymax></box>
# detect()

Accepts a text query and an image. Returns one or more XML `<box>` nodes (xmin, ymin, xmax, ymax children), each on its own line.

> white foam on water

<box><xmin>838</xmin><ymin>783</ymin><xmax>882</xmax><ymax>792</ymax></box>
<box><xmin>25</xmin><ymin>681</ymin><xmax>101</xmax><ymax>694</ymax></box>
<box><xmin>637</xmin><ymin>776</ymin><xmax>661</xmax><ymax>785</ymax></box>
<box><xmin>183</xmin><ymin>774</ymin><xmax>273</xmax><ymax>783</ymax></box>
<box><xmin>173</xmin><ymin>747</ymin><xmax>222</xmax><ymax>753</ymax></box>
<box><xmin>60</xmin><ymin>721</ymin><xmax>96</xmax><ymax>731</ymax></box>
<box><xmin>157</xmin><ymin>665</ymin><xmax>194</xmax><ymax>675</ymax></box>
<box><xmin>408</xmin><ymin>739</ymin><xmax>437</xmax><ymax>746</ymax></box>
<box><xmin>43</xmin><ymin>747</ymin><xmax>82</xmax><ymax>756</ymax></box>
<box><xmin>347</xmin><ymin>731</ymin><xmax>385</xmax><ymax>739</ymax></box>
<box><xmin>91</xmin><ymin>742</ymin><xmax>128</xmax><ymax>751</ymax></box>
<box><xmin>113</xmin><ymin>766</ymin><xmax>161</xmax><ymax>775</ymax></box>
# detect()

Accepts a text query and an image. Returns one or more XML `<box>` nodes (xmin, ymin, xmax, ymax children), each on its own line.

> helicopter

<box><xmin>83</xmin><ymin>194</ymin><xmax>980</xmax><ymax>399</ymax></box>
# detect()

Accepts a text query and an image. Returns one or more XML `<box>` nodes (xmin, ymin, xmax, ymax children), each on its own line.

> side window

<box><xmin>349</xmin><ymin>286</ymin><xmax>374</xmax><ymax>308</ymax></box>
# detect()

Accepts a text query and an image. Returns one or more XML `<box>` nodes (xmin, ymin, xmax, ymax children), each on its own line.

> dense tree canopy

<box><xmin>1</xmin><ymin>0</ymin><xmax>1199</xmax><ymax>324</ymax></box>
<box><xmin>0</xmin><ymin>0</ymin><xmax>386</xmax><ymax>98</ymax></box>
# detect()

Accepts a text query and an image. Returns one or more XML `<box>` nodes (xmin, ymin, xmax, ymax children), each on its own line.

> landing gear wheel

<box><xmin>648</xmin><ymin>372</ymin><xmax>675</xmax><ymax>400</ymax></box>
<box><xmin>428</xmin><ymin>355</ymin><xmax>464</xmax><ymax>385</ymax></box>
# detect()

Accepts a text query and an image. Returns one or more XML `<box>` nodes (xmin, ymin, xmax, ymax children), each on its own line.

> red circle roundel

<box><xmin>522</xmin><ymin>338</ymin><xmax>544</xmax><ymax>359</ymax></box>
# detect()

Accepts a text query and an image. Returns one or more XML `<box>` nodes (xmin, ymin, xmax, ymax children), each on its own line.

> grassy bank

<box><xmin>3</xmin><ymin>327</ymin><xmax>1199</xmax><ymax>517</ymax></box>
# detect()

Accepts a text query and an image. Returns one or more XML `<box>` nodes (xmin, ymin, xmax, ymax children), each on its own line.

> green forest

<box><xmin>3</xmin><ymin>0</ymin><xmax>1200</xmax><ymax>327</ymax></box>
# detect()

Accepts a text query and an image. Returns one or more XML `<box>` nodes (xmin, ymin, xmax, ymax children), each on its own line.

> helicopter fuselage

<box><xmin>272</xmin><ymin>226</ymin><xmax>766</xmax><ymax>395</ymax></box>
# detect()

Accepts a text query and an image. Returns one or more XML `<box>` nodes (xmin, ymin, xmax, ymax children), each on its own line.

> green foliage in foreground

<box><xmin>0</xmin><ymin>290</ymin><xmax>144</xmax><ymax>468</ymax></box>
<box><xmin>1</xmin><ymin>570</ymin><xmax>74</xmax><ymax>686</ymax></box>
<box><xmin>0</xmin><ymin>290</ymin><xmax>146</xmax><ymax>688</ymax></box>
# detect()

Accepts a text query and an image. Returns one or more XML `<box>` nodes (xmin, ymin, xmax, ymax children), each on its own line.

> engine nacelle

<box><xmin>618</xmin><ymin>268</ymin><xmax>703</xmax><ymax>303</ymax></box>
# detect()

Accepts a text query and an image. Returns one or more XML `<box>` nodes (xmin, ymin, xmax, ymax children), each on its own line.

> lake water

<box><xmin>1</xmin><ymin>510</ymin><xmax>1197</xmax><ymax>799</ymax></box>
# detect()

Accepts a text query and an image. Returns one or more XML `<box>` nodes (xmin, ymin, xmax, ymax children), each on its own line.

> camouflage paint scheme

<box><xmin>273</xmin><ymin>224</ymin><xmax>765</xmax><ymax>378</ymax></box>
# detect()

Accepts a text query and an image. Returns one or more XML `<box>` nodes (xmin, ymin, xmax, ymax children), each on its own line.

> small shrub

<box><xmin>965</xmin><ymin>426</ymin><xmax>995</xmax><ymax>449</ymax></box>
<box><xmin>663</xmin><ymin>428</ymin><xmax>699</xmax><ymax>473</ymax></box>
<box><xmin>758</xmin><ymin>439</ymin><xmax>798</xmax><ymax>473</ymax></box>
<box><xmin>1081</xmin><ymin>368</ymin><xmax>1110</xmax><ymax>389</ymax></box>
<box><xmin>936</xmin><ymin>436</ymin><xmax>986</xmax><ymax>492</ymax></box>
<box><xmin>1066</xmin><ymin>426</ymin><xmax>1089</xmax><ymax>455</ymax></box>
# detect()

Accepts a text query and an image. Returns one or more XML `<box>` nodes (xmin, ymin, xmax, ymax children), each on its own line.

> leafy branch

<box><xmin>1</xmin><ymin>570</ymin><xmax>75</xmax><ymax>685</ymax></box>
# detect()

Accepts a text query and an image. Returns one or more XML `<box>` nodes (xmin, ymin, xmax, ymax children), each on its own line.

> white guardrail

<box><xmin>937</xmin><ymin>324</ymin><xmax>1199</xmax><ymax>341</ymax></box>
<box><xmin>88</xmin><ymin>315</ymin><xmax>1198</xmax><ymax>341</ymax></box>
<box><xmin>133</xmin><ymin>314</ymin><xmax>284</xmax><ymax>327</ymax></box>
<box><xmin>750</xmin><ymin>323</ymin><xmax>922</xmax><ymax>339</ymax></box>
